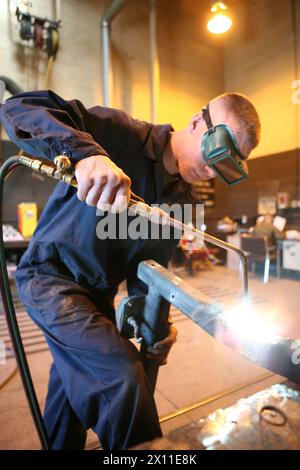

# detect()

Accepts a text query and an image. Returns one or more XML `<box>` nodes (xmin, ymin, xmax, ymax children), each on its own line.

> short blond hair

<box><xmin>213</xmin><ymin>92</ymin><xmax>261</xmax><ymax>152</ymax></box>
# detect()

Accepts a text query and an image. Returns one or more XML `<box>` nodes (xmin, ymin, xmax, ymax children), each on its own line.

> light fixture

<box><xmin>207</xmin><ymin>1</ymin><xmax>232</xmax><ymax>35</ymax></box>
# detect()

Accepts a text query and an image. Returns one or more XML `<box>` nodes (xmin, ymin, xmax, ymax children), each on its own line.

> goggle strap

<box><xmin>202</xmin><ymin>104</ymin><xmax>213</xmax><ymax>129</ymax></box>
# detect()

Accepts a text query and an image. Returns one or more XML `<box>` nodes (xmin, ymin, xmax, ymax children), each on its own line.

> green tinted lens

<box><xmin>202</xmin><ymin>125</ymin><xmax>248</xmax><ymax>185</ymax></box>
<box><xmin>213</xmin><ymin>156</ymin><xmax>247</xmax><ymax>184</ymax></box>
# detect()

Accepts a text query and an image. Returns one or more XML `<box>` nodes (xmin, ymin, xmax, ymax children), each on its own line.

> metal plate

<box><xmin>133</xmin><ymin>384</ymin><xmax>300</xmax><ymax>450</ymax></box>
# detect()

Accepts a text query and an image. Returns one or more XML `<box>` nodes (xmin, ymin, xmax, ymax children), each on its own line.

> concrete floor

<box><xmin>1</xmin><ymin>264</ymin><xmax>298</xmax><ymax>450</ymax></box>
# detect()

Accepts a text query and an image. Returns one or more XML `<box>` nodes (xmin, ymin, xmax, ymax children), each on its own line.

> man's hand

<box><xmin>146</xmin><ymin>325</ymin><xmax>177</xmax><ymax>366</ymax></box>
<box><xmin>75</xmin><ymin>155</ymin><xmax>131</xmax><ymax>213</ymax></box>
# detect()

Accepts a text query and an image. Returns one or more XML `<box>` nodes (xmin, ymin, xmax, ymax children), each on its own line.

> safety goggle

<box><xmin>201</xmin><ymin>105</ymin><xmax>249</xmax><ymax>186</ymax></box>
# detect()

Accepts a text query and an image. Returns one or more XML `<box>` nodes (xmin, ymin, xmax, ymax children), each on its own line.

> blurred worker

<box><xmin>0</xmin><ymin>91</ymin><xmax>260</xmax><ymax>450</ymax></box>
<box><xmin>180</xmin><ymin>222</ymin><xmax>197</xmax><ymax>274</ymax></box>
<box><xmin>253</xmin><ymin>214</ymin><xmax>283</xmax><ymax>246</ymax></box>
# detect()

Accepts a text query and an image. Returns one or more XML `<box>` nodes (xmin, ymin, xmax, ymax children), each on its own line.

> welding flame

<box><xmin>221</xmin><ymin>300</ymin><xmax>279</xmax><ymax>344</ymax></box>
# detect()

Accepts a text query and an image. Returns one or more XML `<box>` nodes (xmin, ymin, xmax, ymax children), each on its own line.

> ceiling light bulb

<box><xmin>207</xmin><ymin>2</ymin><xmax>232</xmax><ymax>35</ymax></box>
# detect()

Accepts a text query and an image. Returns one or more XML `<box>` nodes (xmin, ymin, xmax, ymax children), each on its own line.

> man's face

<box><xmin>176</xmin><ymin>118</ymin><xmax>215</xmax><ymax>183</ymax></box>
<box><xmin>177</xmin><ymin>100</ymin><xmax>250</xmax><ymax>184</ymax></box>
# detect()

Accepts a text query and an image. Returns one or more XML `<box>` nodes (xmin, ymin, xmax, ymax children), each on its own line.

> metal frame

<box><xmin>138</xmin><ymin>260</ymin><xmax>300</xmax><ymax>384</ymax></box>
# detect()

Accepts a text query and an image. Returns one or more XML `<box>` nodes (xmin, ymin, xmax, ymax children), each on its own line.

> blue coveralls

<box><xmin>0</xmin><ymin>91</ymin><xmax>181</xmax><ymax>450</ymax></box>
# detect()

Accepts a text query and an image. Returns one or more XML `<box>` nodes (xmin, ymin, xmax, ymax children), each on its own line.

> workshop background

<box><xmin>1</xmin><ymin>0</ymin><xmax>300</xmax><ymax>451</ymax></box>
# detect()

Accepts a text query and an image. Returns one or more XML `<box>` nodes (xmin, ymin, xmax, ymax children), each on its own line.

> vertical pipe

<box><xmin>101</xmin><ymin>0</ymin><xmax>128</xmax><ymax>107</ymax></box>
<box><xmin>101</xmin><ymin>21</ymin><xmax>111</xmax><ymax>106</ymax></box>
<box><xmin>291</xmin><ymin>0</ymin><xmax>300</xmax><ymax>200</ymax></box>
<box><xmin>149</xmin><ymin>0</ymin><xmax>159</xmax><ymax>122</ymax></box>
<box><xmin>53</xmin><ymin>0</ymin><xmax>61</xmax><ymax>21</ymax></box>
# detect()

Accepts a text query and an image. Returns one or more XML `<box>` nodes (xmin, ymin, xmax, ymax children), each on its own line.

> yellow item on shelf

<box><xmin>17</xmin><ymin>203</ymin><xmax>37</xmax><ymax>238</ymax></box>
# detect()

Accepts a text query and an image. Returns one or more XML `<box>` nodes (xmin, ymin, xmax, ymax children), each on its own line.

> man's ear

<box><xmin>189</xmin><ymin>112</ymin><xmax>203</xmax><ymax>132</ymax></box>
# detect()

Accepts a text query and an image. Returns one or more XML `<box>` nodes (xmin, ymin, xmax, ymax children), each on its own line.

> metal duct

<box><xmin>101</xmin><ymin>0</ymin><xmax>128</xmax><ymax>106</ymax></box>
<box><xmin>149</xmin><ymin>0</ymin><xmax>159</xmax><ymax>122</ymax></box>
<box><xmin>101</xmin><ymin>0</ymin><xmax>160</xmax><ymax>120</ymax></box>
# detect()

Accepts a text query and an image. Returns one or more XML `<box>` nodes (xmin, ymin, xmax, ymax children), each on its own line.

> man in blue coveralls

<box><xmin>0</xmin><ymin>91</ymin><xmax>260</xmax><ymax>450</ymax></box>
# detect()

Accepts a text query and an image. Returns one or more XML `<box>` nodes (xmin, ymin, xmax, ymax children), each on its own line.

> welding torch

<box><xmin>5</xmin><ymin>154</ymin><xmax>249</xmax><ymax>298</ymax></box>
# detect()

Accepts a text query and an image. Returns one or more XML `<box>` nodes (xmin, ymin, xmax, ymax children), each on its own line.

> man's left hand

<box><xmin>146</xmin><ymin>325</ymin><xmax>177</xmax><ymax>366</ymax></box>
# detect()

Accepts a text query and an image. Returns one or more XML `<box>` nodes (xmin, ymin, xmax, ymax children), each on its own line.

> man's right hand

<box><xmin>75</xmin><ymin>155</ymin><xmax>131</xmax><ymax>213</ymax></box>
